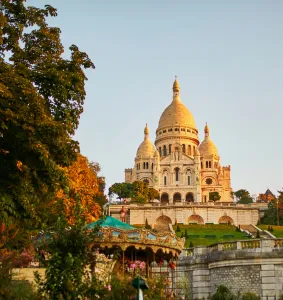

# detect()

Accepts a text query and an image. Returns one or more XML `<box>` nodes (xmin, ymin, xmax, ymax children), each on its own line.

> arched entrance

<box><xmin>185</xmin><ymin>193</ymin><xmax>194</xmax><ymax>202</ymax></box>
<box><xmin>173</xmin><ymin>193</ymin><xmax>182</xmax><ymax>203</ymax></box>
<box><xmin>188</xmin><ymin>214</ymin><xmax>204</xmax><ymax>224</ymax></box>
<box><xmin>218</xmin><ymin>216</ymin><xmax>234</xmax><ymax>225</ymax></box>
<box><xmin>155</xmin><ymin>215</ymin><xmax>172</xmax><ymax>232</ymax></box>
<box><xmin>160</xmin><ymin>193</ymin><xmax>169</xmax><ymax>204</ymax></box>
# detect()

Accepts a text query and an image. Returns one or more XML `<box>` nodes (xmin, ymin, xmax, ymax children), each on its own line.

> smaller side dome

<box><xmin>199</xmin><ymin>123</ymin><xmax>219</xmax><ymax>157</ymax></box>
<box><xmin>136</xmin><ymin>124</ymin><xmax>155</xmax><ymax>158</ymax></box>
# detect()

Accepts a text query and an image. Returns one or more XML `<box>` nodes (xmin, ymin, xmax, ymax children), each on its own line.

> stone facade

<box><xmin>110</xmin><ymin>203</ymin><xmax>259</xmax><ymax>226</ymax></box>
<box><xmin>125</xmin><ymin>78</ymin><xmax>232</xmax><ymax>203</ymax></box>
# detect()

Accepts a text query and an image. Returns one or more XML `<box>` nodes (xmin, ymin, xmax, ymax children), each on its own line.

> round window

<box><xmin>206</xmin><ymin>178</ymin><xmax>213</xmax><ymax>185</ymax></box>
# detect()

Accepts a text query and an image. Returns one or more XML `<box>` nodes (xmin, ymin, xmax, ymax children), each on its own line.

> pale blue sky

<box><xmin>27</xmin><ymin>1</ymin><xmax>283</xmax><ymax>196</ymax></box>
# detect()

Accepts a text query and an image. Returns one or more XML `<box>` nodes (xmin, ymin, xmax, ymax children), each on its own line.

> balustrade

<box><xmin>222</xmin><ymin>242</ymin><xmax>237</xmax><ymax>251</ymax></box>
<box><xmin>241</xmin><ymin>240</ymin><xmax>260</xmax><ymax>249</ymax></box>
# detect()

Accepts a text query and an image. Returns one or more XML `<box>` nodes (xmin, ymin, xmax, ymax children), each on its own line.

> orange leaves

<box><xmin>16</xmin><ymin>160</ymin><xmax>23</xmax><ymax>171</ymax></box>
<box><xmin>58</xmin><ymin>154</ymin><xmax>102</xmax><ymax>224</ymax></box>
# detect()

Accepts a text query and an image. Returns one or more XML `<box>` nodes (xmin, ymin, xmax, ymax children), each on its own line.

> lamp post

<box><xmin>277</xmin><ymin>199</ymin><xmax>280</xmax><ymax>226</ymax></box>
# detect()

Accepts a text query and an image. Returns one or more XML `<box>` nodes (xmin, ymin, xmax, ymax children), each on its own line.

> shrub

<box><xmin>189</xmin><ymin>241</ymin><xmax>194</xmax><ymax>248</ymax></box>
<box><xmin>185</xmin><ymin>229</ymin><xmax>188</xmax><ymax>238</ymax></box>
<box><xmin>145</xmin><ymin>218</ymin><xmax>151</xmax><ymax>229</ymax></box>
<box><xmin>211</xmin><ymin>284</ymin><xmax>234</xmax><ymax>300</ymax></box>
<box><xmin>270</xmin><ymin>226</ymin><xmax>274</xmax><ymax>232</ymax></box>
<box><xmin>176</xmin><ymin>225</ymin><xmax>181</xmax><ymax>232</ymax></box>
<box><xmin>256</xmin><ymin>230</ymin><xmax>260</xmax><ymax>238</ymax></box>
<box><xmin>242</xmin><ymin>292</ymin><xmax>260</xmax><ymax>300</ymax></box>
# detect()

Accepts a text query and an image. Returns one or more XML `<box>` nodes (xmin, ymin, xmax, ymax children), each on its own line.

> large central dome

<box><xmin>157</xmin><ymin>78</ymin><xmax>197</xmax><ymax>131</ymax></box>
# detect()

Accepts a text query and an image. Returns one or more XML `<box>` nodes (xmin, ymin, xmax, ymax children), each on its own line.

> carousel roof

<box><xmin>85</xmin><ymin>216</ymin><xmax>135</xmax><ymax>231</ymax></box>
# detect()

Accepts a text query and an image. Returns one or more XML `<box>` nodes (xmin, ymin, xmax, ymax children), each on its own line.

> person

<box><xmin>120</xmin><ymin>206</ymin><xmax>127</xmax><ymax>222</ymax></box>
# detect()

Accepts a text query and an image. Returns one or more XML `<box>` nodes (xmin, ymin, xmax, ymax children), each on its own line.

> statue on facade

<box><xmin>120</xmin><ymin>206</ymin><xmax>127</xmax><ymax>222</ymax></box>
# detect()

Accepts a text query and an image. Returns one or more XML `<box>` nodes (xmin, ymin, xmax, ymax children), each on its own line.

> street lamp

<box><xmin>277</xmin><ymin>199</ymin><xmax>279</xmax><ymax>226</ymax></box>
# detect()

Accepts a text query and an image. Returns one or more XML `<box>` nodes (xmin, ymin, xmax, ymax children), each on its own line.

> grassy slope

<box><xmin>173</xmin><ymin>224</ymin><xmax>248</xmax><ymax>247</ymax></box>
<box><xmin>258</xmin><ymin>225</ymin><xmax>283</xmax><ymax>238</ymax></box>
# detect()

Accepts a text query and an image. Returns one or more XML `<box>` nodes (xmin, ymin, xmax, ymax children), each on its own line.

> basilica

<box><xmin>125</xmin><ymin>78</ymin><xmax>232</xmax><ymax>203</ymax></box>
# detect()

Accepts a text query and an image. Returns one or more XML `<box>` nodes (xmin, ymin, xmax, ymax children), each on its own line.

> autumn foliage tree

<box><xmin>0</xmin><ymin>1</ymin><xmax>94</xmax><ymax>226</ymax></box>
<box><xmin>56</xmin><ymin>154</ymin><xmax>102</xmax><ymax>224</ymax></box>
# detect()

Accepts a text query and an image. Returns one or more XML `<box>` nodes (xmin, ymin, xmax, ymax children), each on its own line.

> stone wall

<box><xmin>210</xmin><ymin>265</ymin><xmax>261</xmax><ymax>295</ymax></box>
<box><xmin>177</xmin><ymin>239</ymin><xmax>283</xmax><ymax>300</ymax></box>
<box><xmin>110</xmin><ymin>203</ymin><xmax>260</xmax><ymax>226</ymax></box>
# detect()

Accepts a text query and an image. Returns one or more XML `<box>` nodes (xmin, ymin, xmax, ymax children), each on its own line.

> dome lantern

<box><xmin>204</xmin><ymin>122</ymin><xmax>209</xmax><ymax>137</ymax></box>
<box><xmin>173</xmin><ymin>75</ymin><xmax>180</xmax><ymax>97</ymax></box>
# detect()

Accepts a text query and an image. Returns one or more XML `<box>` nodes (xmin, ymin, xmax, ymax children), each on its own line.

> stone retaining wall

<box><xmin>177</xmin><ymin>239</ymin><xmax>283</xmax><ymax>300</ymax></box>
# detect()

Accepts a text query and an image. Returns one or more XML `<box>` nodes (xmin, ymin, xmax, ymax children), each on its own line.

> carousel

<box><xmin>85</xmin><ymin>212</ymin><xmax>185</xmax><ymax>295</ymax></box>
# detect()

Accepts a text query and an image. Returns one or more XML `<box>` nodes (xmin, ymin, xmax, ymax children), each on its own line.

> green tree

<box><xmin>261</xmin><ymin>190</ymin><xmax>283</xmax><ymax>225</ymax></box>
<box><xmin>185</xmin><ymin>229</ymin><xmax>188</xmax><ymax>238</ymax></box>
<box><xmin>209</xmin><ymin>192</ymin><xmax>221</xmax><ymax>202</ymax></box>
<box><xmin>35</xmin><ymin>213</ymin><xmax>105</xmax><ymax>299</ymax></box>
<box><xmin>108</xmin><ymin>183</ymin><xmax>133</xmax><ymax>201</ymax></box>
<box><xmin>234</xmin><ymin>189</ymin><xmax>253</xmax><ymax>204</ymax></box>
<box><xmin>0</xmin><ymin>1</ymin><xmax>94</xmax><ymax>226</ymax></box>
<box><xmin>145</xmin><ymin>218</ymin><xmax>151</xmax><ymax>229</ymax></box>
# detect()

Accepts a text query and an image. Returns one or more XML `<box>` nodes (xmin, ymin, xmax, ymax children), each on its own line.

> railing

<box><xmin>110</xmin><ymin>202</ymin><xmax>263</xmax><ymax>208</ymax></box>
<box><xmin>241</xmin><ymin>240</ymin><xmax>260</xmax><ymax>249</ymax></box>
<box><xmin>182</xmin><ymin>238</ymin><xmax>283</xmax><ymax>257</ymax></box>
<box><xmin>222</xmin><ymin>242</ymin><xmax>237</xmax><ymax>251</ymax></box>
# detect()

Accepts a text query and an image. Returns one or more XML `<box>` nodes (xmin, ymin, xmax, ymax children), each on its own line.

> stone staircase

<box><xmin>239</xmin><ymin>224</ymin><xmax>272</xmax><ymax>239</ymax></box>
<box><xmin>240</xmin><ymin>225</ymin><xmax>258</xmax><ymax>237</ymax></box>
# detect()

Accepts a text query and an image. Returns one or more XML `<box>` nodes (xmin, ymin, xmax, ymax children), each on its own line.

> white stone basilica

<box><xmin>125</xmin><ymin>78</ymin><xmax>232</xmax><ymax>203</ymax></box>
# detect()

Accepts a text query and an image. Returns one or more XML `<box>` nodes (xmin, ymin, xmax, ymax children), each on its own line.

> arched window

<box><xmin>152</xmin><ymin>163</ymin><xmax>153</xmax><ymax>170</ymax></box>
<box><xmin>159</xmin><ymin>147</ymin><xmax>162</xmax><ymax>156</ymax></box>
<box><xmin>146</xmin><ymin>162</ymin><xmax>149</xmax><ymax>169</ymax></box>
<box><xmin>175</xmin><ymin>167</ymin><xmax>180</xmax><ymax>181</ymax></box>
<box><xmin>182</xmin><ymin>144</ymin><xmax>186</xmax><ymax>153</ymax></box>
<box><xmin>173</xmin><ymin>192</ymin><xmax>182</xmax><ymax>203</ymax></box>
<box><xmin>201</xmin><ymin>162</ymin><xmax>203</xmax><ymax>169</ymax></box>
<box><xmin>161</xmin><ymin>193</ymin><xmax>169</xmax><ymax>204</ymax></box>
<box><xmin>143</xmin><ymin>179</ymin><xmax>149</xmax><ymax>184</ymax></box>
<box><xmin>163</xmin><ymin>145</ymin><xmax>167</xmax><ymax>156</ymax></box>
<box><xmin>206</xmin><ymin>161</ymin><xmax>208</xmax><ymax>168</ymax></box>
<box><xmin>169</xmin><ymin>144</ymin><xmax>172</xmax><ymax>154</ymax></box>
<box><xmin>209</xmin><ymin>161</ymin><xmax>211</xmax><ymax>168</ymax></box>
<box><xmin>188</xmin><ymin>176</ymin><xmax>191</xmax><ymax>185</ymax></box>
<box><xmin>143</xmin><ymin>162</ymin><xmax>146</xmax><ymax>169</ymax></box>
<box><xmin>164</xmin><ymin>176</ymin><xmax>167</xmax><ymax>186</ymax></box>
<box><xmin>188</xmin><ymin>145</ymin><xmax>191</xmax><ymax>156</ymax></box>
